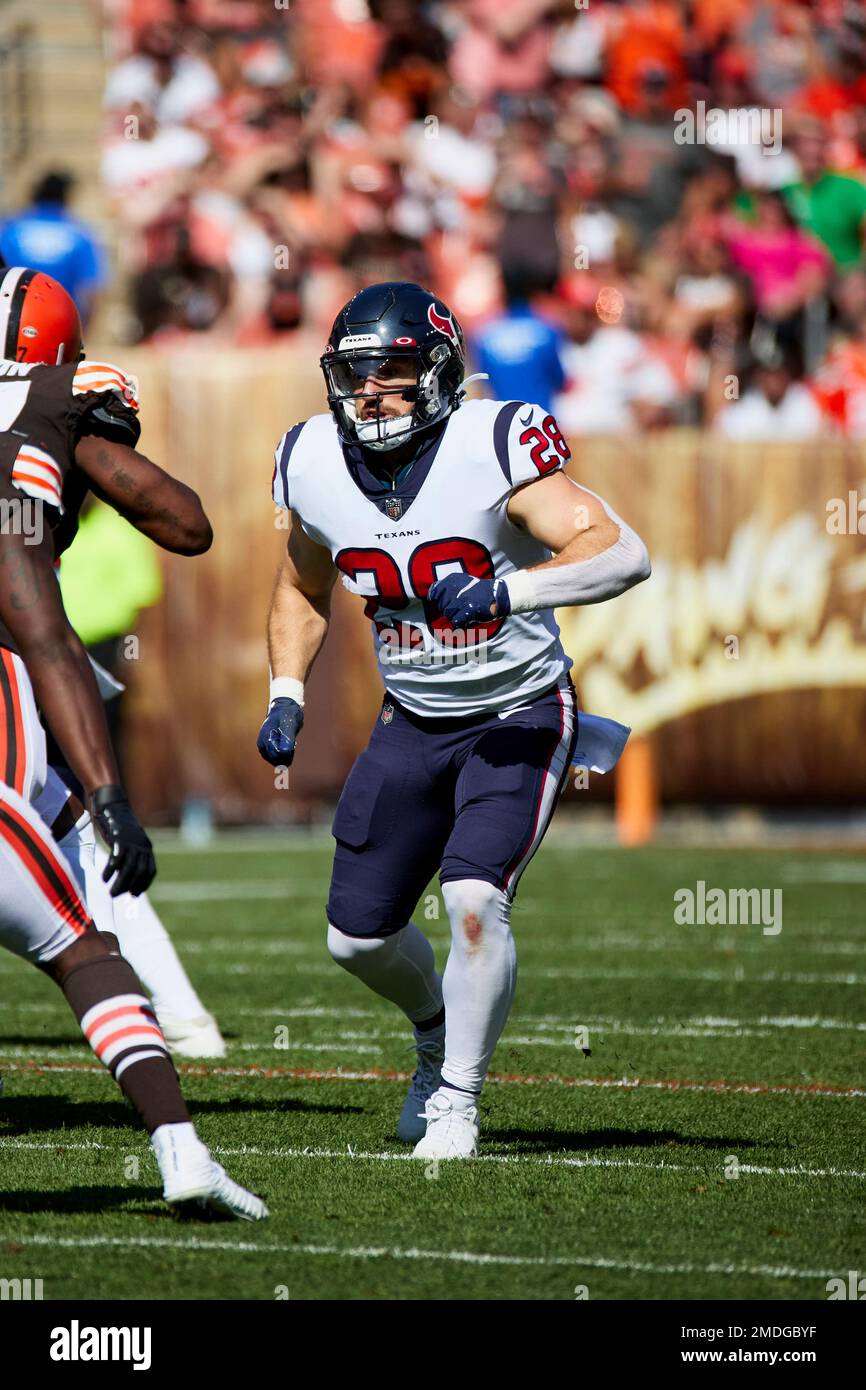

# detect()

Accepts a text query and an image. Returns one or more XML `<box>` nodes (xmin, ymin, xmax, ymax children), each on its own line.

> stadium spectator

<box><xmin>723</xmin><ymin>192</ymin><xmax>831</xmax><ymax>322</ymax></box>
<box><xmin>0</xmin><ymin>172</ymin><xmax>106</xmax><ymax>323</ymax></box>
<box><xmin>406</xmin><ymin>85</ymin><xmax>497</xmax><ymax>211</ymax></box>
<box><xmin>493</xmin><ymin>111</ymin><xmax>564</xmax><ymax>291</ymax></box>
<box><xmin>713</xmin><ymin>340</ymin><xmax>825</xmax><ymax>440</ymax></box>
<box><xmin>603</xmin><ymin>0</ymin><xmax>689</xmax><ymax>117</ymax></box>
<box><xmin>554</xmin><ymin>273</ymin><xmax>680</xmax><ymax>434</ymax></box>
<box><xmin>782</xmin><ymin>122</ymin><xmax>866</xmax><ymax>270</ymax></box>
<box><xmin>90</xmin><ymin>0</ymin><xmax>866</xmax><ymax>430</ymax></box>
<box><xmin>447</xmin><ymin>0</ymin><xmax>557</xmax><ymax>104</ymax></box>
<box><xmin>104</xmin><ymin>19</ymin><xmax>221</xmax><ymax>125</ymax></box>
<box><xmin>663</xmin><ymin>216</ymin><xmax>742</xmax><ymax>342</ymax></box>
<box><xmin>812</xmin><ymin>268</ymin><xmax>866</xmax><ymax>437</ymax></box>
<box><xmin>102</xmin><ymin>103</ymin><xmax>209</xmax><ymax>208</ymax></box>
<box><xmin>608</xmin><ymin>65</ymin><xmax>709</xmax><ymax>248</ymax></box>
<box><xmin>472</xmin><ymin>268</ymin><xmax>566</xmax><ymax>412</ymax></box>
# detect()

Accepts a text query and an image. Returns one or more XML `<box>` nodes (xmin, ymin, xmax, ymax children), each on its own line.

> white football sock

<box><xmin>59</xmin><ymin>828</ymin><xmax>208</xmax><ymax>1023</ymax></box>
<box><xmin>327</xmin><ymin>921</ymin><xmax>443</xmax><ymax>1024</ymax></box>
<box><xmin>56</xmin><ymin>809</ymin><xmax>96</xmax><ymax>896</ymax></box>
<box><xmin>111</xmin><ymin>899</ymin><xmax>208</xmax><ymax>1023</ymax></box>
<box><xmin>440</xmin><ymin>879</ymin><xmax>517</xmax><ymax>1096</ymax></box>
<box><xmin>95</xmin><ymin>846</ymin><xmax>207</xmax><ymax>1021</ymax></box>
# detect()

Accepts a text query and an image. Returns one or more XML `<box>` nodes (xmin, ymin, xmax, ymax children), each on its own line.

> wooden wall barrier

<box><xmin>99</xmin><ymin>346</ymin><xmax>866</xmax><ymax>821</ymax></box>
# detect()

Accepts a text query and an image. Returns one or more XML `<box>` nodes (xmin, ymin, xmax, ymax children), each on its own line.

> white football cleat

<box><xmin>396</xmin><ymin>1025</ymin><xmax>445</xmax><ymax>1144</ymax></box>
<box><xmin>167</xmin><ymin>1161</ymin><xmax>269</xmax><ymax>1222</ymax></box>
<box><xmin>158</xmin><ymin>1012</ymin><xmax>227</xmax><ymax>1059</ymax></box>
<box><xmin>152</xmin><ymin>1123</ymin><xmax>268</xmax><ymax>1221</ymax></box>
<box><xmin>412</xmin><ymin>1087</ymin><xmax>480</xmax><ymax>1160</ymax></box>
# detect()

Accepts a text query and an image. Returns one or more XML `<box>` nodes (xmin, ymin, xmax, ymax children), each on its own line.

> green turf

<box><xmin>1</xmin><ymin>837</ymin><xmax>864</xmax><ymax>1300</ymax></box>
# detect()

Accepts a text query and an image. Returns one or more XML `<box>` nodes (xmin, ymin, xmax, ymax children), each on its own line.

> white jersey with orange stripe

<box><xmin>0</xmin><ymin>779</ymin><xmax>92</xmax><ymax>964</ymax></box>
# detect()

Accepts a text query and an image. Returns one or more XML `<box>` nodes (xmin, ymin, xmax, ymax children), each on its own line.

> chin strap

<box><xmin>356</xmin><ymin>416</ymin><xmax>414</xmax><ymax>450</ymax></box>
<box><xmin>457</xmin><ymin>372</ymin><xmax>490</xmax><ymax>401</ymax></box>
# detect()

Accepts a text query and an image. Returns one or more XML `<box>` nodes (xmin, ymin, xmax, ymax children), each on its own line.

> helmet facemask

<box><xmin>322</xmin><ymin>343</ymin><xmax>459</xmax><ymax>451</ymax></box>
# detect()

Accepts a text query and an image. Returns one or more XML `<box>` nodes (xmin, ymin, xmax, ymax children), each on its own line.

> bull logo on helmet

<box><xmin>427</xmin><ymin>302</ymin><xmax>459</xmax><ymax>345</ymax></box>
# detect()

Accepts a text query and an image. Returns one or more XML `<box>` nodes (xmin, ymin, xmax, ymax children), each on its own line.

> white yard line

<box><xmin>1</xmin><ymin>1136</ymin><xmax>863</xmax><ymax>1183</ymax></box>
<box><xmin>3</xmin><ymin>1004</ymin><xmax>864</xmax><ymax>1042</ymax></box>
<box><xmin>228</xmin><ymin>1007</ymin><xmax>866</xmax><ymax>1034</ymax></box>
<box><xmin>5</xmin><ymin>1231</ymin><xmax>839</xmax><ymax>1282</ymax></box>
<box><xmin>149</xmin><ymin>883</ymin><xmax>316</xmax><ymax>902</ymax></box>
<box><xmin>1</xmin><ymin>1012</ymin><xmax>863</xmax><ymax>1055</ymax></box>
<box><xmin>780</xmin><ymin>863</ymin><xmax>866</xmax><ymax>883</ymax></box>
<box><xmin>521</xmin><ymin>967</ymin><xmax>866</xmax><ymax>985</ymax></box>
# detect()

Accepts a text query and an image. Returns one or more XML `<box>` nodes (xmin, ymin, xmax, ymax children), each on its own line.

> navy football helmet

<box><xmin>321</xmin><ymin>282</ymin><xmax>466</xmax><ymax>451</ymax></box>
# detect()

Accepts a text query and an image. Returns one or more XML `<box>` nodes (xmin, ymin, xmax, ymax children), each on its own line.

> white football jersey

<box><xmin>272</xmin><ymin>399</ymin><xmax>573</xmax><ymax>717</ymax></box>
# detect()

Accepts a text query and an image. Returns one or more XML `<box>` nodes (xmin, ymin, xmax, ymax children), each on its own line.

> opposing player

<box><xmin>0</xmin><ymin>468</ymin><xmax>266</xmax><ymax>1217</ymax></box>
<box><xmin>258</xmin><ymin>282</ymin><xmax>650</xmax><ymax>1159</ymax></box>
<box><xmin>0</xmin><ymin>266</ymin><xmax>224</xmax><ymax>1056</ymax></box>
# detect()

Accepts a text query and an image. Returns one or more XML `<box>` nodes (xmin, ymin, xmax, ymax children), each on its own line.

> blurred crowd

<box><xmin>27</xmin><ymin>0</ymin><xmax>866</xmax><ymax>435</ymax></box>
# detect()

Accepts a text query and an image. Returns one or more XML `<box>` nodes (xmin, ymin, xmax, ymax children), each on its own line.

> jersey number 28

<box><xmin>335</xmin><ymin>536</ymin><xmax>504</xmax><ymax>647</ymax></box>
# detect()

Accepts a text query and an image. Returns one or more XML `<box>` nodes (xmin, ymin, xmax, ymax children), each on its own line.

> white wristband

<box><xmin>501</xmin><ymin>569</ymin><xmax>539</xmax><ymax>614</ymax></box>
<box><xmin>269</xmin><ymin>676</ymin><xmax>305</xmax><ymax>707</ymax></box>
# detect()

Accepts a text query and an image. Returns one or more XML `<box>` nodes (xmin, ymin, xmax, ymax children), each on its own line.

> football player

<box><xmin>0</xmin><ymin>468</ymin><xmax>266</xmax><ymax>1217</ymax></box>
<box><xmin>258</xmin><ymin>282</ymin><xmax>650</xmax><ymax>1159</ymax></box>
<box><xmin>0</xmin><ymin>266</ymin><xmax>225</xmax><ymax>1056</ymax></box>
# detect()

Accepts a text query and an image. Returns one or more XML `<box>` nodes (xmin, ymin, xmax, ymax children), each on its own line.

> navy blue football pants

<box><xmin>327</xmin><ymin>677</ymin><xmax>578</xmax><ymax>938</ymax></box>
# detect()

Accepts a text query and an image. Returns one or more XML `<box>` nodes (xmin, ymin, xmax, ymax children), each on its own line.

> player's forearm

<box><xmin>503</xmin><ymin>520</ymin><xmax>651</xmax><ymax>611</ymax></box>
<box><xmin>75</xmin><ymin>439</ymin><xmax>213</xmax><ymax>555</ymax></box>
<box><xmin>116</xmin><ymin>482</ymin><xmax>212</xmax><ymax>555</ymax></box>
<box><xmin>267</xmin><ymin>576</ymin><xmax>330</xmax><ymax>685</ymax></box>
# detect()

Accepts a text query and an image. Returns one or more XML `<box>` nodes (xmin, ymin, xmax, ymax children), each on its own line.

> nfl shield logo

<box><xmin>381</xmin><ymin>701</ymin><xmax>394</xmax><ymax>725</ymax></box>
<box><xmin>385</xmin><ymin>496</ymin><xmax>403</xmax><ymax>520</ymax></box>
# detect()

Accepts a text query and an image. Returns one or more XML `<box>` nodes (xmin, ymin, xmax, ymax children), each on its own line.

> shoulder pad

<box><xmin>72</xmin><ymin>361</ymin><xmax>139</xmax><ymax>410</ymax></box>
<box><xmin>272</xmin><ymin>417</ymin><xmax>332</xmax><ymax>509</ymax></box>
<box><xmin>492</xmin><ymin>400</ymin><xmax>570</xmax><ymax>491</ymax></box>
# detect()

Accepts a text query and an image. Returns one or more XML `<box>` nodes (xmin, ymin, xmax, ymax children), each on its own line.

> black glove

<box><xmin>257</xmin><ymin>697</ymin><xmax>304</xmax><ymax>767</ymax></box>
<box><xmin>91</xmin><ymin>784</ymin><xmax>156</xmax><ymax>898</ymax></box>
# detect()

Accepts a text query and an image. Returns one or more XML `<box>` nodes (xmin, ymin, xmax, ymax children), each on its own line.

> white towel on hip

<box><xmin>572</xmin><ymin>712</ymin><xmax>631</xmax><ymax>774</ymax></box>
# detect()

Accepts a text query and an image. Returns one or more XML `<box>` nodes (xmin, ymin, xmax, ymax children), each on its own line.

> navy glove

<box><xmin>257</xmin><ymin>697</ymin><xmax>304</xmax><ymax>767</ymax></box>
<box><xmin>91</xmin><ymin>784</ymin><xmax>156</xmax><ymax>899</ymax></box>
<box><xmin>427</xmin><ymin>573</ymin><xmax>511</xmax><ymax>629</ymax></box>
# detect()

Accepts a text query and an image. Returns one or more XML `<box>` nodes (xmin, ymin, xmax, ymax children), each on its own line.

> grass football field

<box><xmin>0</xmin><ymin>833</ymin><xmax>864</xmax><ymax>1301</ymax></box>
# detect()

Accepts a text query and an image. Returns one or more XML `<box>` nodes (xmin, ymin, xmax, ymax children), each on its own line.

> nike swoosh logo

<box><xmin>497</xmin><ymin>703</ymin><xmax>532</xmax><ymax>720</ymax></box>
<box><xmin>519</xmin><ymin>408</ymin><xmax>533</xmax><ymax>425</ymax></box>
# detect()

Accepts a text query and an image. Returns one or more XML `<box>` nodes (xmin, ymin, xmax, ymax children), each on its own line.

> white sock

<box><xmin>151</xmin><ymin>1121</ymin><xmax>210</xmax><ymax>1183</ymax></box>
<box><xmin>56</xmin><ymin>810</ymin><xmax>96</xmax><ymax>897</ymax></box>
<box><xmin>86</xmin><ymin>840</ymin><xmax>206</xmax><ymax>1022</ymax></box>
<box><xmin>440</xmin><ymin>879</ymin><xmax>517</xmax><ymax>1096</ymax></box>
<box><xmin>327</xmin><ymin>921</ymin><xmax>443</xmax><ymax>1024</ymax></box>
